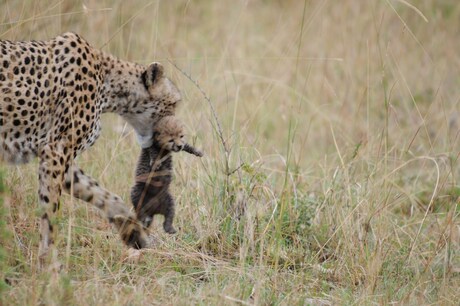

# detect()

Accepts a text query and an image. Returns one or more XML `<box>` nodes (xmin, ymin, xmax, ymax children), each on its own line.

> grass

<box><xmin>1</xmin><ymin>0</ymin><xmax>459</xmax><ymax>304</ymax></box>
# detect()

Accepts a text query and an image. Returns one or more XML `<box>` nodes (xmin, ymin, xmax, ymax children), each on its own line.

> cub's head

<box><xmin>153</xmin><ymin>116</ymin><xmax>186</xmax><ymax>152</ymax></box>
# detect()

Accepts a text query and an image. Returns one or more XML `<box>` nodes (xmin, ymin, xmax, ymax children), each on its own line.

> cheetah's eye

<box><xmin>169</xmin><ymin>139</ymin><xmax>174</xmax><ymax>143</ymax></box>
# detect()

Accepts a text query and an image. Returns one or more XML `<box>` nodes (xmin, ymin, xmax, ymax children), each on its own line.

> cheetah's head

<box><xmin>153</xmin><ymin>116</ymin><xmax>186</xmax><ymax>152</ymax></box>
<box><xmin>119</xmin><ymin>62</ymin><xmax>181</xmax><ymax>148</ymax></box>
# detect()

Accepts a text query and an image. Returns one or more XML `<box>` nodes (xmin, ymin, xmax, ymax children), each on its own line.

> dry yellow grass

<box><xmin>0</xmin><ymin>0</ymin><xmax>459</xmax><ymax>304</ymax></box>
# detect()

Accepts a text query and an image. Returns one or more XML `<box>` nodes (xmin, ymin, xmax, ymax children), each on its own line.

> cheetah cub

<box><xmin>131</xmin><ymin>116</ymin><xmax>203</xmax><ymax>233</ymax></box>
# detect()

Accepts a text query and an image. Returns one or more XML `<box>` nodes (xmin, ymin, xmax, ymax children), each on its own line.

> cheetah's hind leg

<box><xmin>37</xmin><ymin>143</ymin><xmax>68</xmax><ymax>271</ymax></box>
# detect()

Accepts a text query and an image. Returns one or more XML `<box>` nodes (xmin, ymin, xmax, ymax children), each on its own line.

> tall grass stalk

<box><xmin>1</xmin><ymin>0</ymin><xmax>459</xmax><ymax>304</ymax></box>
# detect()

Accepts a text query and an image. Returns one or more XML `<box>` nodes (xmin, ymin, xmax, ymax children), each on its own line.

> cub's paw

<box><xmin>164</xmin><ymin>224</ymin><xmax>177</xmax><ymax>234</ymax></box>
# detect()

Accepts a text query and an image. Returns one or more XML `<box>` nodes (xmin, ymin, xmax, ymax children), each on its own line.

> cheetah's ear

<box><xmin>142</xmin><ymin>62</ymin><xmax>164</xmax><ymax>90</ymax></box>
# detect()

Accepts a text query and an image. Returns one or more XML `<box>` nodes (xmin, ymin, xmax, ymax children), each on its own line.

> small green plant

<box><xmin>0</xmin><ymin>167</ymin><xmax>11</xmax><ymax>300</ymax></box>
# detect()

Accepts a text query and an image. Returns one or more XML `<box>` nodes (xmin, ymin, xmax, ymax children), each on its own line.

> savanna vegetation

<box><xmin>0</xmin><ymin>0</ymin><xmax>459</xmax><ymax>304</ymax></box>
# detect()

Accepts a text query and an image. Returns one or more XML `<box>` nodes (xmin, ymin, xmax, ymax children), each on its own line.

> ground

<box><xmin>0</xmin><ymin>0</ymin><xmax>459</xmax><ymax>305</ymax></box>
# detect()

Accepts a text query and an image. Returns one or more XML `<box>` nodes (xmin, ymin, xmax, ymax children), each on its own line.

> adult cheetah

<box><xmin>0</xmin><ymin>32</ymin><xmax>181</xmax><ymax>266</ymax></box>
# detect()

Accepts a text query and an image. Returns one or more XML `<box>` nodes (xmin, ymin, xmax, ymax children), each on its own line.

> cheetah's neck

<box><xmin>99</xmin><ymin>52</ymin><xmax>145</xmax><ymax>114</ymax></box>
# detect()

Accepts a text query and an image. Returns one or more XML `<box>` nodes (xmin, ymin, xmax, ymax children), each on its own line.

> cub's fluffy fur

<box><xmin>131</xmin><ymin>116</ymin><xmax>202</xmax><ymax>233</ymax></box>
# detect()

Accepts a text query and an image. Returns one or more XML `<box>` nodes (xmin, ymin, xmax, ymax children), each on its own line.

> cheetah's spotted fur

<box><xmin>0</xmin><ymin>32</ymin><xmax>181</xmax><ymax>265</ymax></box>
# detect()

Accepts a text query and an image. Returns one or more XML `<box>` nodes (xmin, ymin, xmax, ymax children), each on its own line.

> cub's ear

<box><xmin>142</xmin><ymin>62</ymin><xmax>164</xmax><ymax>90</ymax></box>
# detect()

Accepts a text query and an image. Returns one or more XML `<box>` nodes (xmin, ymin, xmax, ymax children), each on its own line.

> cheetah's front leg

<box><xmin>63</xmin><ymin>166</ymin><xmax>148</xmax><ymax>249</ymax></box>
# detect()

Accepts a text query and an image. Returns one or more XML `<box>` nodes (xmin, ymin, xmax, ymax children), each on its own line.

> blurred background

<box><xmin>1</xmin><ymin>0</ymin><xmax>459</xmax><ymax>166</ymax></box>
<box><xmin>1</xmin><ymin>1</ymin><xmax>459</xmax><ymax>304</ymax></box>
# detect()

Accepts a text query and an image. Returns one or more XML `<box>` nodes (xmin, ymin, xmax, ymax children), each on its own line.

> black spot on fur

<box><xmin>141</xmin><ymin>70</ymin><xmax>148</xmax><ymax>91</ymax></box>
<box><xmin>84</xmin><ymin>193</ymin><xmax>93</xmax><ymax>203</ymax></box>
